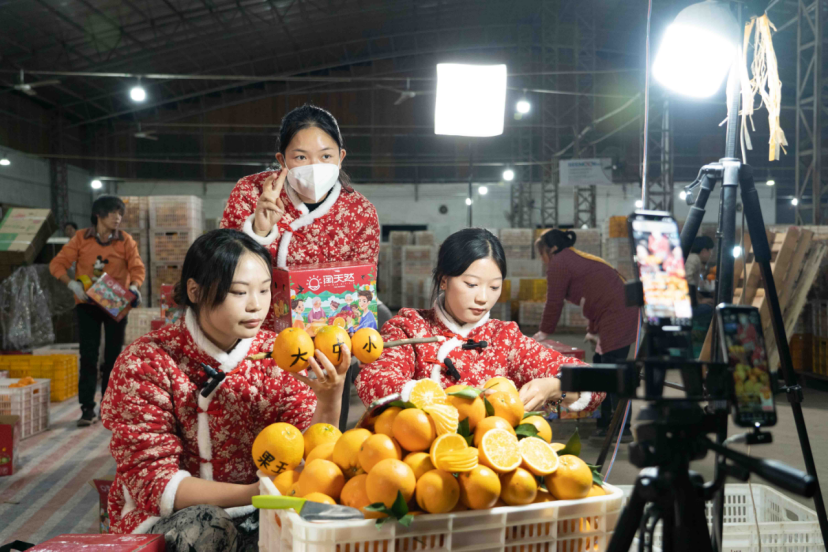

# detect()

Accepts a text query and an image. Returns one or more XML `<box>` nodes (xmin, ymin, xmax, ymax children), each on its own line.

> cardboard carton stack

<box><xmin>148</xmin><ymin>196</ymin><xmax>203</xmax><ymax>306</ymax></box>
<box><xmin>120</xmin><ymin>197</ymin><xmax>151</xmax><ymax>304</ymax></box>
<box><xmin>388</xmin><ymin>231</ymin><xmax>413</xmax><ymax>308</ymax></box>
<box><xmin>0</xmin><ymin>208</ymin><xmax>58</xmax><ymax>281</ymax></box>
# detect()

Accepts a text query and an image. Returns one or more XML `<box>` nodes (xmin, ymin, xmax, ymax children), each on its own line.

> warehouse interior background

<box><xmin>2</xmin><ymin>0</ymin><xmax>828</xmax><ymax>548</ymax></box>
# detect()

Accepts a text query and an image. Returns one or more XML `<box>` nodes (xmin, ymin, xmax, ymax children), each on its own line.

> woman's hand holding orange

<box><xmin>252</xmin><ymin>170</ymin><xmax>287</xmax><ymax>236</ymax></box>
<box><xmin>292</xmin><ymin>346</ymin><xmax>351</xmax><ymax>401</ymax></box>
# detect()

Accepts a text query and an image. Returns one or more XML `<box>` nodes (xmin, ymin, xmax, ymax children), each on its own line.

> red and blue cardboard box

<box><xmin>0</xmin><ymin>414</ymin><xmax>20</xmax><ymax>476</ymax></box>
<box><xmin>272</xmin><ymin>262</ymin><xmax>378</xmax><ymax>337</ymax></box>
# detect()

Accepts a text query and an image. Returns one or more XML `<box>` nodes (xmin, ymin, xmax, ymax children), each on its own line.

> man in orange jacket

<box><xmin>50</xmin><ymin>196</ymin><xmax>146</xmax><ymax>427</ymax></box>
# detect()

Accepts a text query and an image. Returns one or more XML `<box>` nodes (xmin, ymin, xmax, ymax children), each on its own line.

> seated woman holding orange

<box><xmin>355</xmin><ymin>228</ymin><xmax>603</xmax><ymax>415</ymax></box>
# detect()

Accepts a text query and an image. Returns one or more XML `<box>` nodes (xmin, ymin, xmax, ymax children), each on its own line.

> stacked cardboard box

<box><xmin>0</xmin><ymin>208</ymin><xmax>58</xmax><ymax>281</ymax></box>
<box><xmin>124</xmin><ymin>307</ymin><xmax>159</xmax><ymax>345</ymax></box>
<box><xmin>388</xmin><ymin>231</ymin><xmax>413</xmax><ymax>308</ymax></box>
<box><xmin>413</xmin><ymin>231</ymin><xmax>436</xmax><ymax>246</ymax></box>
<box><xmin>574</xmin><ymin>228</ymin><xmax>602</xmax><ymax>257</ymax></box>
<box><xmin>401</xmin><ymin>246</ymin><xmax>437</xmax><ymax>309</ymax></box>
<box><xmin>148</xmin><ymin>196</ymin><xmax>203</xmax><ymax>307</ymax></box>
<box><xmin>500</xmin><ymin>228</ymin><xmax>534</xmax><ymax>260</ymax></box>
<box><xmin>120</xmin><ymin>197</ymin><xmax>151</xmax><ymax>305</ymax></box>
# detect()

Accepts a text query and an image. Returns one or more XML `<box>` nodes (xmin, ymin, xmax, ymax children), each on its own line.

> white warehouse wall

<box><xmin>0</xmin><ymin>145</ymin><xmax>93</xmax><ymax>228</ymax></box>
<box><xmin>111</xmin><ymin>178</ymin><xmax>777</xmax><ymax>242</ymax></box>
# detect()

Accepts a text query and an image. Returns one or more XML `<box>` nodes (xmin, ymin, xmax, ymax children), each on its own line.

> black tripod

<box><xmin>608</xmin><ymin>398</ymin><xmax>817</xmax><ymax>552</ymax></box>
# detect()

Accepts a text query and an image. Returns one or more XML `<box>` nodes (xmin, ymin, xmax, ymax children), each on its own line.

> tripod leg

<box><xmin>595</xmin><ymin>396</ymin><xmax>629</xmax><ymax>469</ymax></box>
<box><xmin>679</xmin><ymin>173</ymin><xmax>718</xmax><ymax>261</ymax></box>
<box><xmin>607</xmin><ymin>472</ymin><xmax>652</xmax><ymax>552</ymax></box>
<box><xmin>739</xmin><ymin>167</ymin><xmax>828</xmax><ymax>543</ymax></box>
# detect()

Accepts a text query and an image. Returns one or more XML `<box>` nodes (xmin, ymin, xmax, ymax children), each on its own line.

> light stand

<box><xmin>678</xmin><ymin>61</ymin><xmax>828</xmax><ymax>549</ymax></box>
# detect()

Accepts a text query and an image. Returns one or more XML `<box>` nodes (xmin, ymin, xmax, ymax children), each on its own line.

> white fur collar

<box><xmin>276</xmin><ymin>181</ymin><xmax>342</xmax><ymax>269</ymax></box>
<box><xmin>433</xmin><ymin>296</ymin><xmax>490</xmax><ymax>338</ymax></box>
<box><xmin>184</xmin><ymin>308</ymin><xmax>255</xmax><ymax>373</ymax></box>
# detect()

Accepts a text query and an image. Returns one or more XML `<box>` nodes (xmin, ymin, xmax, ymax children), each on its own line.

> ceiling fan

<box><xmin>13</xmin><ymin>69</ymin><xmax>60</xmax><ymax>96</ymax></box>
<box><xmin>134</xmin><ymin>123</ymin><xmax>158</xmax><ymax>141</ymax></box>
<box><xmin>377</xmin><ymin>78</ymin><xmax>417</xmax><ymax>105</ymax></box>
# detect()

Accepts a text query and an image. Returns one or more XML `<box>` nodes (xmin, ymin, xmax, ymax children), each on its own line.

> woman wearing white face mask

<box><xmin>221</xmin><ymin>105</ymin><xmax>380</xmax><ymax>332</ymax></box>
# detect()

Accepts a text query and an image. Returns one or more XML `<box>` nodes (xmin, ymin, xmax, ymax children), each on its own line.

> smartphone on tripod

<box><xmin>628</xmin><ymin>211</ymin><xmax>694</xmax><ymax>333</ymax></box>
<box><xmin>716</xmin><ymin>305</ymin><xmax>777</xmax><ymax>427</ymax></box>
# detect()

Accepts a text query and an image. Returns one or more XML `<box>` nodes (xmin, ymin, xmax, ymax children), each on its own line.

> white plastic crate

<box><xmin>125</xmin><ymin>308</ymin><xmax>159</xmax><ymax>345</ymax></box>
<box><xmin>0</xmin><ymin>378</ymin><xmax>50</xmax><ymax>439</ymax></box>
<box><xmin>258</xmin><ymin>475</ymin><xmax>625</xmax><ymax>552</ymax></box>
<box><xmin>617</xmin><ymin>484</ymin><xmax>824</xmax><ymax>552</ymax></box>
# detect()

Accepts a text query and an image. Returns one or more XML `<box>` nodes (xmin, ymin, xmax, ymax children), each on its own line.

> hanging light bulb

<box><xmin>465</xmin><ymin>198</ymin><xmax>472</xmax><ymax>206</ymax></box>
<box><xmin>766</xmin><ymin>179</ymin><xmax>775</xmax><ymax>187</ymax></box>
<box><xmin>130</xmin><ymin>79</ymin><xmax>147</xmax><ymax>102</ymax></box>
<box><xmin>91</xmin><ymin>179</ymin><xmax>103</xmax><ymax>189</ymax></box>
<box><xmin>635</xmin><ymin>199</ymin><xmax>644</xmax><ymax>208</ymax></box>
<box><xmin>478</xmin><ymin>186</ymin><xmax>489</xmax><ymax>195</ymax></box>
<box><xmin>791</xmin><ymin>197</ymin><xmax>799</xmax><ymax>206</ymax></box>
<box><xmin>503</xmin><ymin>169</ymin><xmax>515</xmax><ymax>181</ymax></box>
<box><xmin>516</xmin><ymin>99</ymin><xmax>531</xmax><ymax>114</ymax></box>
<box><xmin>0</xmin><ymin>155</ymin><xmax>9</xmax><ymax>166</ymax></box>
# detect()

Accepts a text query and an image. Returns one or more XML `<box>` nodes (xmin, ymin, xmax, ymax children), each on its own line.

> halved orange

<box><xmin>429</xmin><ymin>434</ymin><xmax>468</xmax><ymax>466</ymax></box>
<box><xmin>518</xmin><ymin>437</ymin><xmax>559</xmax><ymax>476</ymax></box>
<box><xmin>423</xmin><ymin>404</ymin><xmax>459</xmax><ymax>435</ymax></box>
<box><xmin>435</xmin><ymin>449</ymin><xmax>479</xmax><ymax>472</ymax></box>
<box><xmin>405</xmin><ymin>379</ymin><xmax>448</xmax><ymax>409</ymax></box>
<box><xmin>478</xmin><ymin>428</ymin><xmax>521</xmax><ymax>473</ymax></box>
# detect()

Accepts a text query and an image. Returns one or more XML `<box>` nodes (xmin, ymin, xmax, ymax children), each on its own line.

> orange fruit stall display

<box><xmin>351</xmin><ymin>327</ymin><xmax>384</xmax><ymax>364</ymax></box>
<box><xmin>303</xmin><ymin>423</ymin><xmax>342</xmax><ymax>460</ymax></box>
<box><xmin>272</xmin><ymin>470</ymin><xmax>300</xmax><ymax>496</ymax></box>
<box><xmin>252</xmin><ymin>422</ymin><xmax>304</xmax><ymax>477</ymax></box>
<box><xmin>358</xmin><ymin>434</ymin><xmax>402</xmax><ymax>473</ymax></box>
<box><xmin>314</xmin><ymin>325</ymin><xmax>352</xmax><ymax>366</ymax></box>
<box><xmin>272</xmin><ymin>327</ymin><xmax>315</xmax><ymax>373</ymax></box>
<box><xmin>488</xmin><ymin>391</ymin><xmax>525</xmax><ymax>427</ymax></box>
<box><xmin>473</xmin><ymin>416</ymin><xmax>516</xmax><ymax>448</ymax></box>
<box><xmin>416</xmin><ymin>469</ymin><xmax>460</xmax><ymax>514</ymax></box>
<box><xmin>333</xmin><ymin>428</ymin><xmax>372</xmax><ymax>478</ymax></box>
<box><xmin>483</xmin><ymin>376</ymin><xmax>518</xmax><ymax>396</ymax></box>
<box><xmin>459</xmin><ymin>465</ymin><xmax>502</xmax><ymax>510</ymax></box>
<box><xmin>518</xmin><ymin>437</ymin><xmax>559</xmax><ymax>476</ymax></box>
<box><xmin>544</xmin><ymin>455</ymin><xmax>594</xmax><ymax>500</ymax></box>
<box><xmin>373</xmin><ymin>407</ymin><xmax>402</xmax><ymax>437</ymax></box>
<box><xmin>341</xmin><ymin>474</ymin><xmax>383</xmax><ymax>519</ymax></box>
<box><xmin>403</xmin><ymin>452</ymin><xmax>436</xmax><ymax>480</ymax></box>
<box><xmin>478</xmin><ymin>428</ymin><xmax>522</xmax><ymax>474</ymax></box>
<box><xmin>304</xmin><ymin>492</ymin><xmax>337</xmax><ymax>505</ymax></box>
<box><xmin>297</xmin><ymin>459</ymin><xmax>346</xmax><ymax>502</ymax></box>
<box><xmin>500</xmin><ymin>468</ymin><xmax>538</xmax><ymax>506</ymax></box>
<box><xmin>305</xmin><ymin>441</ymin><xmax>336</xmax><ymax>465</ymax></box>
<box><xmin>446</xmin><ymin>385</ymin><xmax>486</xmax><ymax>430</ymax></box>
<box><xmin>521</xmin><ymin>415</ymin><xmax>553</xmax><ymax>443</ymax></box>
<box><xmin>392</xmin><ymin>408</ymin><xmax>436</xmax><ymax>452</ymax></box>
<box><xmin>365</xmin><ymin>458</ymin><xmax>417</xmax><ymax>509</ymax></box>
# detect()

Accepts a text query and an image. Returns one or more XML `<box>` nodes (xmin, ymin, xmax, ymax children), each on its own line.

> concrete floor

<box><xmin>345</xmin><ymin>331</ymin><xmax>828</xmax><ymax>512</ymax></box>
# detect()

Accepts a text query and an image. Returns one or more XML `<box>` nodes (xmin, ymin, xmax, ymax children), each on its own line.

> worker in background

<box><xmin>220</xmin><ymin>104</ymin><xmax>380</xmax><ymax>431</ymax></box>
<box><xmin>532</xmin><ymin>229</ymin><xmax>638</xmax><ymax>442</ymax></box>
<box><xmin>50</xmin><ymin>196</ymin><xmax>145</xmax><ymax>427</ymax></box>
<box><xmin>685</xmin><ymin>236</ymin><xmax>715</xmax><ymax>308</ymax></box>
<box><xmin>63</xmin><ymin>221</ymin><xmax>78</xmax><ymax>239</ymax></box>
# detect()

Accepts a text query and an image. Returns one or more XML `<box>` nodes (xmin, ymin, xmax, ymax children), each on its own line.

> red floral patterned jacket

<box><xmin>220</xmin><ymin>171</ymin><xmax>380</xmax><ymax>329</ymax></box>
<box><xmin>355</xmin><ymin>302</ymin><xmax>603</xmax><ymax>413</ymax></box>
<box><xmin>101</xmin><ymin>310</ymin><xmax>316</xmax><ymax>534</ymax></box>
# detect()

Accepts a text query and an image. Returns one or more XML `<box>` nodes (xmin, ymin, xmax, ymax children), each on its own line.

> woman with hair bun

<box><xmin>355</xmin><ymin>228</ymin><xmax>604</xmax><ymax>414</ymax></box>
<box><xmin>534</xmin><ymin>228</ymin><xmax>638</xmax><ymax>441</ymax></box>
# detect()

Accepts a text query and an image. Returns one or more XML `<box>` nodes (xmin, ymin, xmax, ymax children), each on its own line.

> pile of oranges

<box><xmin>7</xmin><ymin>376</ymin><xmax>35</xmax><ymax>388</ymax></box>
<box><xmin>252</xmin><ymin>376</ymin><xmax>605</xmax><ymax>522</ymax></box>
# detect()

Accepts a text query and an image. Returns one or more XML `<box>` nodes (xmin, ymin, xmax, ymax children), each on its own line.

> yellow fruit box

<box><xmin>256</xmin><ymin>473</ymin><xmax>624</xmax><ymax>552</ymax></box>
<box><xmin>518</xmin><ymin>279</ymin><xmax>547</xmax><ymax>301</ymax></box>
<box><xmin>0</xmin><ymin>355</ymin><xmax>78</xmax><ymax>402</ymax></box>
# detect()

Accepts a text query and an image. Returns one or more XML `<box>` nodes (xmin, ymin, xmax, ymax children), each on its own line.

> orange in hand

<box><xmin>272</xmin><ymin>328</ymin><xmax>314</xmax><ymax>373</ymax></box>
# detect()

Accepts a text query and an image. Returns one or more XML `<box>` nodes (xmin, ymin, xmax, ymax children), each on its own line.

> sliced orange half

<box><xmin>424</xmin><ymin>404</ymin><xmax>459</xmax><ymax>435</ymax></box>
<box><xmin>406</xmin><ymin>379</ymin><xmax>448</xmax><ymax>408</ymax></box>
<box><xmin>435</xmin><ymin>449</ymin><xmax>479</xmax><ymax>472</ymax></box>
<box><xmin>518</xmin><ymin>437</ymin><xmax>560</xmax><ymax>476</ymax></box>
<box><xmin>478</xmin><ymin>428</ymin><xmax>521</xmax><ymax>473</ymax></box>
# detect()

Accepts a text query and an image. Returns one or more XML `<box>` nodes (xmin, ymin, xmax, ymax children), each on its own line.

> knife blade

<box><xmin>253</xmin><ymin>495</ymin><xmax>364</xmax><ymax>521</ymax></box>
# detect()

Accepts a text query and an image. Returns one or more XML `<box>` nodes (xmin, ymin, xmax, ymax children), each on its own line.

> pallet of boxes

<box><xmin>119</xmin><ymin>197</ymin><xmax>151</xmax><ymax>307</ymax></box>
<box><xmin>148</xmin><ymin>196</ymin><xmax>203</xmax><ymax>307</ymax></box>
<box><xmin>501</xmin><ymin>229</ymin><xmax>541</xmax><ymax>327</ymax></box>
<box><xmin>0</xmin><ymin>207</ymin><xmax>58</xmax><ymax>282</ymax></box>
<box><xmin>401</xmin><ymin>232</ymin><xmax>437</xmax><ymax>310</ymax></box>
<box><xmin>387</xmin><ymin>231</ymin><xmax>412</xmax><ymax>309</ymax></box>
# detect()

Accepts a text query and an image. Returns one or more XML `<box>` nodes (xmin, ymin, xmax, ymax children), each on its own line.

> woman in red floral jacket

<box><xmin>355</xmin><ymin>228</ymin><xmax>603</xmax><ymax>415</ymax></box>
<box><xmin>101</xmin><ymin>230</ymin><xmax>350</xmax><ymax>551</ymax></box>
<box><xmin>220</xmin><ymin>104</ymin><xmax>380</xmax><ymax>331</ymax></box>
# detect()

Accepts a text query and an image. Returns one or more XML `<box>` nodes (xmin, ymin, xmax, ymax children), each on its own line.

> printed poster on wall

<box><xmin>559</xmin><ymin>158</ymin><xmax>614</xmax><ymax>187</ymax></box>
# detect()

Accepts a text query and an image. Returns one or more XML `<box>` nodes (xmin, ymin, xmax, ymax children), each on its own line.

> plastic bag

<box><xmin>0</xmin><ymin>265</ymin><xmax>63</xmax><ymax>351</ymax></box>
